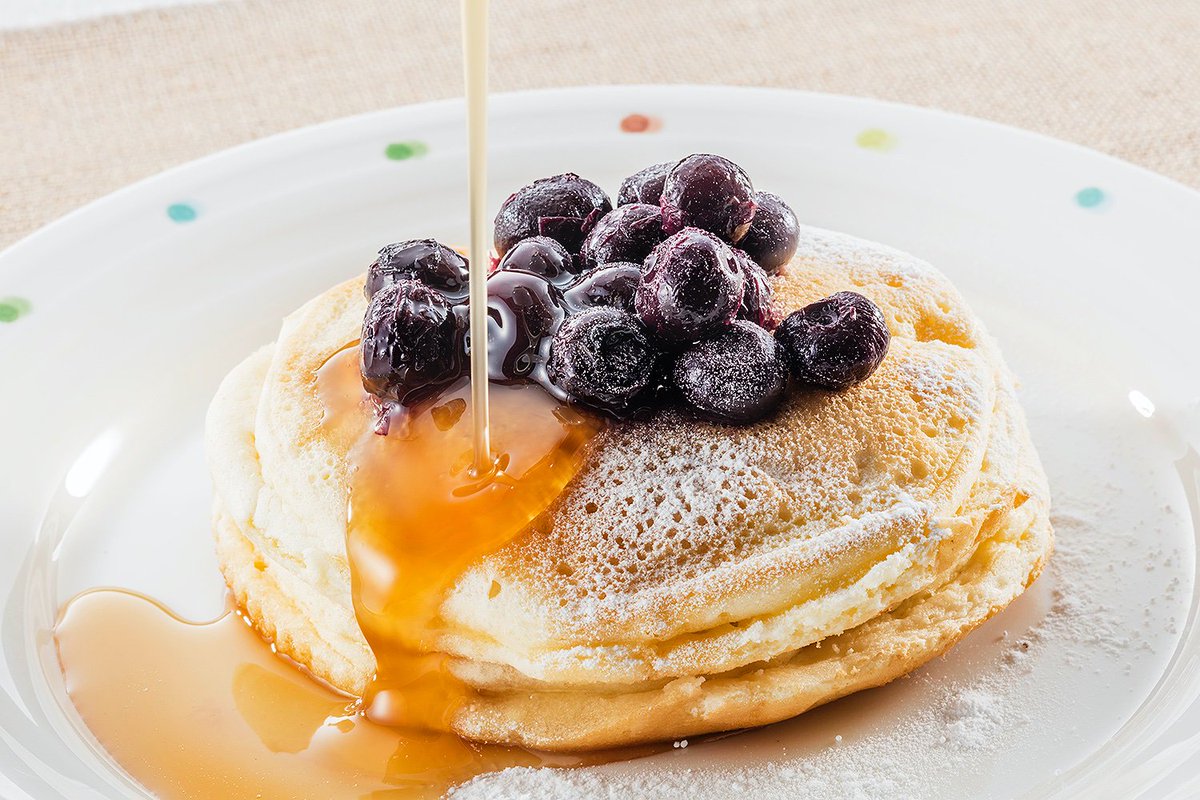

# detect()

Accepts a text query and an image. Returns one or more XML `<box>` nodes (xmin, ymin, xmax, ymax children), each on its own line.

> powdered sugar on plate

<box><xmin>450</xmin><ymin>397</ymin><xmax>1193</xmax><ymax>800</ymax></box>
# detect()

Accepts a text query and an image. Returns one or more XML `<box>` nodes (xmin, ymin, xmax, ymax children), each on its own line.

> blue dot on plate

<box><xmin>1075</xmin><ymin>187</ymin><xmax>1106</xmax><ymax>209</ymax></box>
<box><xmin>167</xmin><ymin>203</ymin><xmax>198</xmax><ymax>222</ymax></box>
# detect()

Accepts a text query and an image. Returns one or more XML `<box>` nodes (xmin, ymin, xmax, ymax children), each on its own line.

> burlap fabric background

<box><xmin>1</xmin><ymin>0</ymin><xmax>1197</xmax><ymax>249</ymax></box>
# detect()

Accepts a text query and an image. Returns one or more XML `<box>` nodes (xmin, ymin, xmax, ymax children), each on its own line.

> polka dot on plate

<box><xmin>167</xmin><ymin>203</ymin><xmax>198</xmax><ymax>223</ymax></box>
<box><xmin>1075</xmin><ymin>186</ymin><xmax>1107</xmax><ymax>209</ymax></box>
<box><xmin>385</xmin><ymin>141</ymin><xmax>430</xmax><ymax>160</ymax></box>
<box><xmin>855</xmin><ymin>128</ymin><xmax>897</xmax><ymax>152</ymax></box>
<box><xmin>620</xmin><ymin>114</ymin><xmax>661</xmax><ymax>133</ymax></box>
<box><xmin>0</xmin><ymin>296</ymin><xmax>31</xmax><ymax>323</ymax></box>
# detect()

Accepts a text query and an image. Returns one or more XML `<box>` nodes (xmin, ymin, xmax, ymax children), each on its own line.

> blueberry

<box><xmin>578</xmin><ymin>203</ymin><xmax>664</xmax><ymax>270</ymax></box>
<box><xmin>493</xmin><ymin>173</ymin><xmax>612</xmax><ymax>257</ymax></box>
<box><xmin>731</xmin><ymin>249</ymin><xmax>779</xmax><ymax>330</ymax></box>
<box><xmin>496</xmin><ymin>236</ymin><xmax>575</xmax><ymax>284</ymax></box>
<box><xmin>617</xmin><ymin>162</ymin><xmax>672</xmax><ymax>206</ymax></box>
<box><xmin>660</xmin><ymin>154</ymin><xmax>757</xmax><ymax>243</ymax></box>
<box><xmin>365</xmin><ymin>239</ymin><xmax>470</xmax><ymax>299</ymax></box>
<box><xmin>480</xmin><ymin>269</ymin><xmax>567</xmax><ymax>381</ymax></box>
<box><xmin>673</xmin><ymin>321</ymin><xmax>787</xmax><ymax>423</ymax></box>
<box><xmin>634</xmin><ymin>228</ymin><xmax>744</xmax><ymax>345</ymax></box>
<box><xmin>563</xmin><ymin>262</ymin><xmax>641</xmax><ymax>313</ymax></box>
<box><xmin>547</xmin><ymin>307</ymin><xmax>659</xmax><ymax>412</ymax></box>
<box><xmin>360</xmin><ymin>280</ymin><xmax>464</xmax><ymax>405</ymax></box>
<box><xmin>738</xmin><ymin>192</ymin><xmax>799</xmax><ymax>273</ymax></box>
<box><xmin>775</xmin><ymin>291</ymin><xmax>890</xmax><ymax>390</ymax></box>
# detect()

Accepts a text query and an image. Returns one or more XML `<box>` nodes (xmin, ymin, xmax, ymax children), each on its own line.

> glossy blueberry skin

<box><xmin>738</xmin><ymin>192</ymin><xmax>799</xmax><ymax>274</ymax></box>
<box><xmin>479</xmin><ymin>269</ymin><xmax>567</xmax><ymax>381</ymax></box>
<box><xmin>547</xmin><ymin>307</ymin><xmax>659</xmax><ymax>412</ymax></box>
<box><xmin>578</xmin><ymin>203</ymin><xmax>664</xmax><ymax>270</ymax></box>
<box><xmin>672</xmin><ymin>320</ymin><xmax>787</xmax><ymax>423</ymax></box>
<box><xmin>563</xmin><ymin>262</ymin><xmax>642</xmax><ymax>314</ymax></box>
<box><xmin>659</xmin><ymin>154</ymin><xmax>757</xmax><ymax>243</ymax></box>
<box><xmin>634</xmin><ymin>227</ymin><xmax>744</xmax><ymax>345</ymax></box>
<box><xmin>775</xmin><ymin>291</ymin><xmax>890</xmax><ymax>390</ymax></box>
<box><xmin>617</xmin><ymin>162</ymin><xmax>672</xmax><ymax>206</ymax></box>
<box><xmin>495</xmin><ymin>236</ymin><xmax>576</xmax><ymax>285</ymax></box>
<box><xmin>365</xmin><ymin>239</ymin><xmax>470</xmax><ymax>300</ymax></box>
<box><xmin>493</xmin><ymin>173</ymin><xmax>612</xmax><ymax>257</ymax></box>
<box><xmin>360</xmin><ymin>279</ymin><xmax>465</xmax><ymax>405</ymax></box>
<box><xmin>731</xmin><ymin>248</ymin><xmax>779</xmax><ymax>330</ymax></box>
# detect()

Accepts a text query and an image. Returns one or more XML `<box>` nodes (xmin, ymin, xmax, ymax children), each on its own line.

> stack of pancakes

<box><xmin>206</xmin><ymin>225</ymin><xmax>1052</xmax><ymax>750</ymax></box>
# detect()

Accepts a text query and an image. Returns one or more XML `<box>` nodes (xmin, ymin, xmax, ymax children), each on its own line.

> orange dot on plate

<box><xmin>620</xmin><ymin>114</ymin><xmax>660</xmax><ymax>133</ymax></box>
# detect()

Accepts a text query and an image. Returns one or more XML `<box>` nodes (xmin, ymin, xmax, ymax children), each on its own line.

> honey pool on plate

<box><xmin>56</xmin><ymin>591</ymin><xmax>560</xmax><ymax>800</ymax></box>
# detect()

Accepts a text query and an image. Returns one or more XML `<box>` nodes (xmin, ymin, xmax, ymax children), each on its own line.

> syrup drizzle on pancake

<box><xmin>462</xmin><ymin>0</ymin><xmax>492</xmax><ymax>472</ymax></box>
<box><xmin>316</xmin><ymin>347</ymin><xmax>603</xmax><ymax>729</ymax></box>
<box><xmin>52</xmin><ymin>352</ymin><xmax>615</xmax><ymax>799</ymax></box>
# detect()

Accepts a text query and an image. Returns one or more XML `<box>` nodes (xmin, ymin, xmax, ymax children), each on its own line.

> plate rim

<box><xmin>2</xmin><ymin>83</ymin><xmax>1199</xmax><ymax>275</ymax></box>
<box><xmin>1</xmin><ymin>84</ymin><xmax>1198</xmax><ymax>800</ymax></box>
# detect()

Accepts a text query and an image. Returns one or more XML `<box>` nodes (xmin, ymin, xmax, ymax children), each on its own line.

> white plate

<box><xmin>1</xmin><ymin>86</ymin><xmax>1199</xmax><ymax>800</ymax></box>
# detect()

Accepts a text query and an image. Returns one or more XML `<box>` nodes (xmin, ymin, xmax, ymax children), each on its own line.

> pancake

<box><xmin>205</xmin><ymin>224</ymin><xmax>1052</xmax><ymax>749</ymax></box>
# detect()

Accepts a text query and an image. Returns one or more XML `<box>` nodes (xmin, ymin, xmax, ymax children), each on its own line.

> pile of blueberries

<box><xmin>360</xmin><ymin>154</ymin><xmax>890</xmax><ymax>425</ymax></box>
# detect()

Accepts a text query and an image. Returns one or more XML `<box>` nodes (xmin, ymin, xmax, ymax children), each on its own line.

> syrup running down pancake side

<box><xmin>315</xmin><ymin>347</ymin><xmax>604</xmax><ymax>730</ymax></box>
<box><xmin>54</xmin><ymin>360</ymin><xmax>616</xmax><ymax>800</ymax></box>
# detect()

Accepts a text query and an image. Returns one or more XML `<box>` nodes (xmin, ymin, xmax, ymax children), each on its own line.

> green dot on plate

<box><xmin>386</xmin><ymin>141</ymin><xmax>429</xmax><ymax>161</ymax></box>
<box><xmin>1075</xmin><ymin>187</ymin><xmax>1106</xmax><ymax>209</ymax></box>
<box><xmin>856</xmin><ymin>128</ymin><xmax>897</xmax><ymax>152</ymax></box>
<box><xmin>385</xmin><ymin>141</ymin><xmax>429</xmax><ymax>161</ymax></box>
<box><xmin>167</xmin><ymin>203</ymin><xmax>198</xmax><ymax>222</ymax></box>
<box><xmin>0</xmin><ymin>296</ymin><xmax>31</xmax><ymax>323</ymax></box>
<box><xmin>385</xmin><ymin>143</ymin><xmax>413</xmax><ymax>160</ymax></box>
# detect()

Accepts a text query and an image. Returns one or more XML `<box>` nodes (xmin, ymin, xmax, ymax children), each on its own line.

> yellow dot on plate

<box><xmin>856</xmin><ymin>128</ymin><xmax>897</xmax><ymax>152</ymax></box>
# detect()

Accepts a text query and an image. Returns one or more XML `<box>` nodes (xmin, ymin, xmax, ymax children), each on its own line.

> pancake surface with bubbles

<box><xmin>206</xmin><ymin>224</ymin><xmax>1052</xmax><ymax>749</ymax></box>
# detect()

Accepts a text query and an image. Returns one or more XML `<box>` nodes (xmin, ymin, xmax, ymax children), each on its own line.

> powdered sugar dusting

<box><xmin>942</xmin><ymin>687</ymin><xmax>1006</xmax><ymax>748</ymax></box>
<box><xmin>793</xmin><ymin>225</ymin><xmax>932</xmax><ymax>280</ymax></box>
<box><xmin>425</xmin><ymin>226</ymin><xmax>1009</xmax><ymax>694</ymax></box>
<box><xmin>449</xmin><ymin>470</ymin><xmax>1191</xmax><ymax>799</ymax></box>
<box><xmin>904</xmin><ymin>345</ymin><xmax>987</xmax><ymax>423</ymax></box>
<box><xmin>473</xmin><ymin>334</ymin><xmax>993</xmax><ymax>646</ymax></box>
